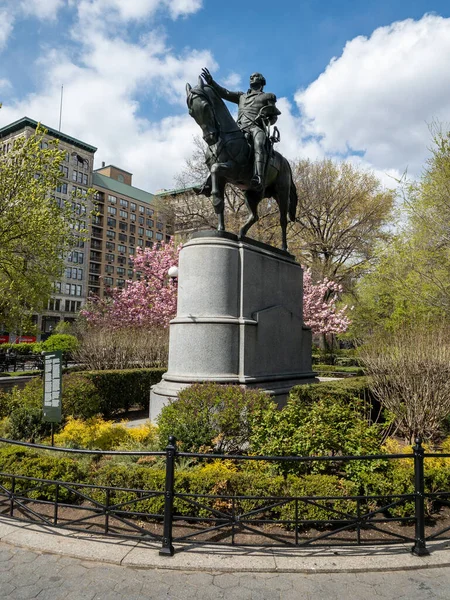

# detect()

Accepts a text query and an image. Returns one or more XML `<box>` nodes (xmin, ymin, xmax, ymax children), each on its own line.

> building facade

<box><xmin>89</xmin><ymin>164</ymin><xmax>172</xmax><ymax>298</ymax></box>
<box><xmin>0</xmin><ymin>117</ymin><xmax>97</xmax><ymax>336</ymax></box>
<box><xmin>0</xmin><ymin>118</ymin><xmax>172</xmax><ymax>337</ymax></box>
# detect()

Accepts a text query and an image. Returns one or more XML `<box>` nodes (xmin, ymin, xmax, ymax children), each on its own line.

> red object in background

<box><xmin>16</xmin><ymin>335</ymin><xmax>37</xmax><ymax>343</ymax></box>
<box><xmin>0</xmin><ymin>335</ymin><xmax>9</xmax><ymax>344</ymax></box>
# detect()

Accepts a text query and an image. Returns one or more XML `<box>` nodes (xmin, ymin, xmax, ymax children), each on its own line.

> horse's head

<box><xmin>186</xmin><ymin>77</ymin><xmax>219</xmax><ymax>146</ymax></box>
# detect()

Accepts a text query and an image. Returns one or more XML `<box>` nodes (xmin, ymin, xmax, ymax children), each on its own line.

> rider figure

<box><xmin>201</xmin><ymin>68</ymin><xmax>281</xmax><ymax>192</ymax></box>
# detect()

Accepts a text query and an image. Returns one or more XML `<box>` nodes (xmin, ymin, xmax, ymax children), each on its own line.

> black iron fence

<box><xmin>0</xmin><ymin>436</ymin><xmax>449</xmax><ymax>556</ymax></box>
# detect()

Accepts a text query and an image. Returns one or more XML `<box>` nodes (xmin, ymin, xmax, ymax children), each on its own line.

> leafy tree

<box><xmin>289</xmin><ymin>159</ymin><xmax>395</xmax><ymax>290</ymax></box>
<box><xmin>0</xmin><ymin>126</ymin><xmax>79</xmax><ymax>330</ymax></box>
<box><xmin>350</xmin><ymin>125</ymin><xmax>450</xmax><ymax>337</ymax></box>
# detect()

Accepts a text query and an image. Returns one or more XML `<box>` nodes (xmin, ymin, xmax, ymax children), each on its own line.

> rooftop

<box><xmin>93</xmin><ymin>172</ymin><xmax>155</xmax><ymax>205</ymax></box>
<box><xmin>0</xmin><ymin>117</ymin><xmax>97</xmax><ymax>154</ymax></box>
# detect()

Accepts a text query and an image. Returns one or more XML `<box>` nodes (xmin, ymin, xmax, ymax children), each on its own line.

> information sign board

<box><xmin>42</xmin><ymin>351</ymin><xmax>62</xmax><ymax>423</ymax></box>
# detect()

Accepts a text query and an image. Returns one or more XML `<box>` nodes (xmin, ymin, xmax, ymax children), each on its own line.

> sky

<box><xmin>0</xmin><ymin>0</ymin><xmax>450</xmax><ymax>192</ymax></box>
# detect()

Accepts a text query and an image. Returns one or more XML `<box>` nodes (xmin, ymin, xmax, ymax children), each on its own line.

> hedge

<box><xmin>82</xmin><ymin>368</ymin><xmax>166</xmax><ymax>417</ymax></box>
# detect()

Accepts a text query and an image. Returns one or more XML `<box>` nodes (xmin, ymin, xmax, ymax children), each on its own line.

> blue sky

<box><xmin>0</xmin><ymin>0</ymin><xmax>450</xmax><ymax>191</ymax></box>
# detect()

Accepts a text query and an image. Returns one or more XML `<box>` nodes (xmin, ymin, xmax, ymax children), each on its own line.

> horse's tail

<box><xmin>288</xmin><ymin>163</ymin><xmax>298</xmax><ymax>222</ymax></box>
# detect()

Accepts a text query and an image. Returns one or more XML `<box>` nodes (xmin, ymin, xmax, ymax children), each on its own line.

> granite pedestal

<box><xmin>150</xmin><ymin>232</ymin><xmax>316</xmax><ymax>421</ymax></box>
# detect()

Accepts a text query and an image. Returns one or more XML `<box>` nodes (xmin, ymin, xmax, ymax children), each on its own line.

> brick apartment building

<box><xmin>0</xmin><ymin>117</ymin><xmax>172</xmax><ymax>339</ymax></box>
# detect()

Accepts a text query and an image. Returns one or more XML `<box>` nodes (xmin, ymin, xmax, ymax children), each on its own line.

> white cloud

<box><xmin>0</xmin><ymin>10</ymin><xmax>14</xmax><ymax>51</ymax></box>
<box><xmin>222</xmin><ymin>72</ymin><xmax>242</xmax><ymax>88</ymax></box>
<box><xmin>0</xmin><ymin>1</ymin><xmax>213</xmax><ymax>191</ymax></box>
<box><xmin>295</xmin><ymin>14</ymin><xmax>450</xmax><ymax>177</ymax></box>
<box><xmin>75</xmin><ymin>0</ymin><xmax>202</xmax><ymax>23</ymax></box>
<box><xmin>20</xmin><ymin>0</ymin><xmax>65</xmax><ymax>21</ymax></box>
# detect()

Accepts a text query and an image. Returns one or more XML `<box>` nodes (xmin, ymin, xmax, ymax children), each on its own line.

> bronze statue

<box><xmin>186</xmin><ymin>70</ymin><xmax>297</xmax><ymax>251</ymax></box>
<box><xmin>201</xmin><ymin>68</ymin><xmax>280</xmax><ymax>191</ymax></box>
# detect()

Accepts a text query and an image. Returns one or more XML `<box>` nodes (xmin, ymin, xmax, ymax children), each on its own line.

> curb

<box><xmin>1</xmin><ymin>516</ymin><xmax>449</xmax><ymax>574</ymax></box>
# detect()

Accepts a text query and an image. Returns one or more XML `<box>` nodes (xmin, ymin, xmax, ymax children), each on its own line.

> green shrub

<box><xmin>62</xmin><ymin>373</ymin><xmax>101</xmax><ymax>419</ymax></box>
<box><xmin>35</xmin><ymin>334</ymin><xmax>79</xmax><ymax>355</ymax></box>
<box><xmin>0</xmin><ymin>445</ymin><xmax>88</xmax><ymax>501</ymax></box>
<box><xmin>250</xmin><ymin>383</ymin><xmax>384</xmax><ymax>476</ymax></box>
<box><xmin>157</xmin><ymin>383</ymin><xmax>274</xmax><ymax>452</ymax></box>
<box><xmin>1</xmin><ymin>343</ymin><xmax>35</xmax><ymax>355</ymax></box>
<box><xmin>83</xmin><ymin>368</ymin><xmax>165</xmax><ymax>417</ymax></box>
<box><xmin>313</xmin><ymin>364</ymin><xmax>365</xmax><ymax>376</ymax></box>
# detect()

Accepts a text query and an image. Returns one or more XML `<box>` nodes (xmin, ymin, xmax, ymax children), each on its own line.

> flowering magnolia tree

<box><xmin>302</xmin><ymin>268</ymin><xmax>350</xmax><ymax>335</ymax></box>
<box><xmin>81</xmin><ymin>241</ymin><xmax>180</xmax><ymax>329</ymax></box>
<box><xmin>82</xmin><ymin>245</ymin><xmax>350</xmax><ymax>335</ymax></box>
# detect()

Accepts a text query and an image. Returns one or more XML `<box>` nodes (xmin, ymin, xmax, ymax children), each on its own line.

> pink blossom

<box><xmin>302</xmin><ymin>268</ymin><xmax>351</xmax><ymax>335</ymax></box>
<box><xmin>81</xmin><ymin>241</ymin><xmax>180</xmax><ymax>329</ymax></box>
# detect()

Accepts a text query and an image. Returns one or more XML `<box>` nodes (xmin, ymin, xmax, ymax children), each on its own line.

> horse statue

<box><xmin>186</xmin><ymin>75</ymin><xmax>298</xmax><ymax>252</ymax></box>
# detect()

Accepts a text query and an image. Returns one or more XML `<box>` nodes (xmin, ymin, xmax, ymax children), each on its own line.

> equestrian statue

<box><xmin>186</xmin><ymin>68</ymin><xmax>298</xmax><ymax>251</ymax></box>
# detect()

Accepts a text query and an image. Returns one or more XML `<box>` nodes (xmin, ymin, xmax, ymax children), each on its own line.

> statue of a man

<box><xmin>201</xmin><ymin>68</ymin><xmax>281</xmax><ymax>192</ymax></box>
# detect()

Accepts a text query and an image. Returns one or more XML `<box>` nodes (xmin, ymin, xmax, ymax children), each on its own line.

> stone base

<box><xmin>150</xmin><ymin>231</ymin><xmax>317</xmax><ymax>421</ymax></box>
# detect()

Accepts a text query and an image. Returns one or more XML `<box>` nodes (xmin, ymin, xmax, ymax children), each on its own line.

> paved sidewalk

<box><xmin>1</xmin><ymin>515</ymin><xmax>449</xmax><ymax>574</ymax></box>
<box><xmin>1</xmin><ymin>539</ymin><xmax>450</xmax><ymax>600</ymax></box>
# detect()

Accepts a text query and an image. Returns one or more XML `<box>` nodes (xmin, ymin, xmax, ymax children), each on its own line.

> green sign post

<box><xmin>43</xmin><ymin>351</ymin><xmax>62</xmax><ymax>428</ymax></box>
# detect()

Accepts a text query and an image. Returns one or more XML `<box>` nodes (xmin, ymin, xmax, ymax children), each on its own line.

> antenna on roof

<box><xmin>58</xmin><ymin>85</ymin><xmax>64</xmax><ymax>131</ymax></box>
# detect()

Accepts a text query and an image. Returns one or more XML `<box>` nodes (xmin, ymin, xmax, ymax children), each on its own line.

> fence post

<box><xmin>159</xmin><ymin>435</ymin><xmax>177</xmax><ymax>556</ymax></box>
<box><xmin>412</xmin><ymin>437</ymin><xmax>429</xmax><ymax>556</ymax></box>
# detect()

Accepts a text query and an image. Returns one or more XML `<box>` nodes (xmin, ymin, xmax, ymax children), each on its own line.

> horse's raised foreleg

<box><xmin>240</xmin><ymin>190</ymin><xmax>261</xmax><ymax>239</ymax></box>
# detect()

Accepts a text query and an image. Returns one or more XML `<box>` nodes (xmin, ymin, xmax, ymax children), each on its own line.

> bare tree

<box><xmin>359</xmin><ymin>326</ymin><xmax>450</xmax><ymax>442</ymax></box>
<box><xmin>290</xmin><ymin>159</ymin><xmax>395</xmax><ymax>290</ymax></box>
<box><xmin>74</xmin><ymin>327</ymin><xmax>169</xmax><ymax>371</ymax></box>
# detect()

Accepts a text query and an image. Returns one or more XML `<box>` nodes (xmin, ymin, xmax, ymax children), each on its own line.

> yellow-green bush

<box><xmin>53</xmin><ymin>417</ymin><xmax>158</xmax><ymax>451</ymax></box>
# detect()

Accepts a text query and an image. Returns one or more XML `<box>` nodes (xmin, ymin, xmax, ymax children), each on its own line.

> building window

<box><xmin>105</xmin><ymin>265</ymin><xmax>114</xmax><ymax>274</ymax></box>
<box><xmin>129</xmin><ymin>236</ymin><xmax>135</xmax><ymax>245</ymax></box>
<box><xmin>117</xmin><ymin>256</ymin><xmax>126</xmax><ymax>265</ymax></box>
<box><xmin>156</xmin><ymin>221</ymin><xmax>164</xmax><ymax>230</ymax></box>
<box><xmin>119</xmin><ymin>222</ymin><xmax>127</xmax><ymax>231</ymax></box>
<box><xmin>54</xmin><ymin>282</ymin><xmax>61</xmax><ymax>293</ymax></box>
<box><xmin>117</xmin><ymin>174</ymin><xmax>124</xmax><ymax>183</ymax></box>
<box><xmin>129</xmin><ymin>247</ymin><xmax>135</xmax><ymax>255</ymax></box>
<box><xmin>118</xmin><ymin>244</ymin><xmax>126</xmax><ymax>253</ymax></box>
<box><xmin>146</xmin><ymin>218</ymin><xmax>154</xmax><ymax>227</ymax></box>
<box><xmin>107</xmin><ymin>206</ymin><xmax>117</xmax><ymax>215</ymax></box>
<box><xmin>60</xmin><ymin>165</ymin><xmax>69</xmax><ymax>178</ymax></box>
<box><xmin>56</xmin><ymin>183</ymin><xmax>68</xmax><ymax>194</ymax></box>
<box><xmin>107</xmin><ymin>217</ymin><xmax>116</xmax><ymax>227</ymax></box>
<box><xmin>146</xmin><ymin>208</ymin><xmax>154</xmax><ymax>216</ymax></box>
<box><xmin>105</xmin><ymin>253</ymin><xmax>115</xmax><ymax>262</ymax></box>
<box><xmin>138</xmin><ymin>216</ymin><xmax>144</xmax><ymax>225</ymax></box>
<box><xmin>118</xmin><ymin>233</ymin><xmax>127</xmax><ymax>242</ymax></box>
<box><xmin>130</xmin><ymin>224</ymin><xmax>135</xmax><ymax>233</ymax></box>
<box><xmin>108</xmin><ymin>195</ymin><xmax>117</xmax><ymax>204</ymax></box>
<box><xmin>117</xmin><ymin>279</ymin><xmax>125</xmax><ymax>287</ymax></box>
<box><xmin>106</xmin><ymin>230</ymin><xmax>115</xmax><ymax>239</ymax></box>
<box><xmin>117</xmin><ymin>267</ymin><xmax>125</xmax><ymax>276</ymax></box>
<box><xmin>120</xmin><ymin>198</ymin><xmax>128</xmax><ymax>208</ymax></box>
<box><xmin>128</xmin><ymin>269</ymin><xmax>133</xmax><ymax>278</ymax></box>
<box><xmin>119</xmin><ymin>210</ymin><xmax>128</xmax><ymax>219</ymax></box>
<box><xmin>156</xmin><ymin>232</ymin><xmax>163</xmax><ymax>241</ymax></box>
<box><xmin>138</xmin><ymin>227</ymin><xmax>144</xmax><ymax>236</ymax></box>
<box><xmin>130</xmin><ymin>202</ymin><xmax>136</xmax><ymax>211</ymax></box>
<box><xmin>139</xmin><ymin>206</ymin><xmax>144</xmax><ymax>213</ymax></box>
<box><xmin>65</xmin><ymin>283</ymin><xmax>71</xmax><ymax>295</ymax></box>
<box><xmin>137</xmin><ymin>239</ymin><xmax>143</xmax><ymax>247</ymax></box>
<box><xmin>104</xmin><ymin>277</ymin><xmax>113</xmax><ymax>286</ymax></box>
<box><xmin>106</xmin><ymin>241</ymin><xmax>115</xmax><ymax>251</ymax></box>
<box><xmin>145</xmin><ymin>229</ymin><xmax>153</xmax><ymax>238</ymax></box>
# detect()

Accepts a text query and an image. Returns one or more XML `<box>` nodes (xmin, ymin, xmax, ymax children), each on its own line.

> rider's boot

<box><xmin>251</xmin><ymin>159</ymin><xmax>266</xmax><ymax>192</ymax></box>
<box><xmin>193</xmin><ymin>175</ymin><xmax>212</xmax><ymax>197</ymax></box>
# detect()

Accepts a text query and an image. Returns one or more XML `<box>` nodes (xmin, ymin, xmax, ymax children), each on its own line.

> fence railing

<box><xmin>0</xmin><ymin>436</ymin><xmax>449</xmax><ymax>556</ymax></box>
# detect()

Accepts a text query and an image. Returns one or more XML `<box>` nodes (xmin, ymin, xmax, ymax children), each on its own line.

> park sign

<box><xmin>42</xmin><ymin>351</ymin><xmax>62</xmax><ymax>423</ymax></box>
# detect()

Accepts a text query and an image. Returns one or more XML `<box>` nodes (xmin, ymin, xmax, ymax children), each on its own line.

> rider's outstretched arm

<box><xmin>201</xmin><ymin>67</ymin><xmax>242</xmax><ymax>104</ymax></box>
